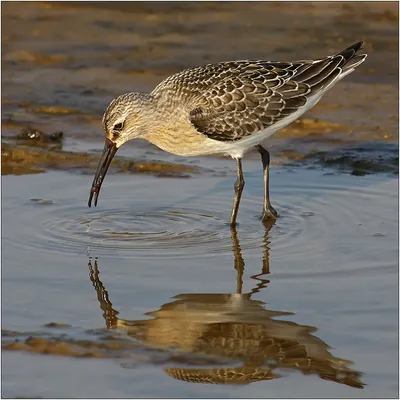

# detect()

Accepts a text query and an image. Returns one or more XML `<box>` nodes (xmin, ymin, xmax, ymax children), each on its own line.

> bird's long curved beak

<box><xmin>88</xmin><ymin>138</ymin><xmax>118</xmax><ymax>207</ymax></box>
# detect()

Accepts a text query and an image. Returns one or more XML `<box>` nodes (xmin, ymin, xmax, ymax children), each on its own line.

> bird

<box><xmin>88</xmin><ymin>41</ymin><xmax>367</xmax><ymax>227</ymax></box>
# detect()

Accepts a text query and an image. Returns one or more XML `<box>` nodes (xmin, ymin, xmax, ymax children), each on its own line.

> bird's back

<box><xmin>151</xmin><ymin>42</ymin><xmax>367</xmax><ymax>143</ymax></box>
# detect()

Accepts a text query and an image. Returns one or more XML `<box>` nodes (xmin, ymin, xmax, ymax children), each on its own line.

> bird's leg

<box><xmin>256</xmin><ymin>145</ymin><xmax>278</xmax><ymax>221</ymax></box>
<box><xmin>230</xmin><ymin>158</ymin><xmax>245</xmax><ymax>227</ymax></box>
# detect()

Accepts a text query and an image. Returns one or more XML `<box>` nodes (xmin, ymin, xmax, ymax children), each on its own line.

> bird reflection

<box><xmin>88</xmin><ymin>223</ymin><xmax>364</xmax><ymax>388</ymax></box>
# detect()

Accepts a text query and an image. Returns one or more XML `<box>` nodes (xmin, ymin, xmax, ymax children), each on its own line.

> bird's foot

<box><xmin>260</xmin><ymin>206</ymin><xmax>278</xmax><ymax>222</ymax></box>
<box><xmin>260</xmin><ymin>210</ymin><xmax>277</xmax><ymax>229</ymax></box>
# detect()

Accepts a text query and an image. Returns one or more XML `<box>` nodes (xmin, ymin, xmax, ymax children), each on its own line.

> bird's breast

<box><xmin>145</xmin><ymin>122</ymin><xmax>214</xmax><ymax>157</ymax></box>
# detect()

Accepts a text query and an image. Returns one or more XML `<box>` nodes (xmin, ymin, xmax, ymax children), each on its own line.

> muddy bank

<box><xmin>1</xmin><ymin>139</ymin><xmax>204</xmax><ymax>177</ymax></box>
<box><xmin>2</xmin><ymin>120</ymin><xmax>397</xmax><ymax>177</ymax></box>
<box><xmin>300</xmin><ymin>143</ymin><xmax>399</xmax><ymax>176</ymax></box>
<box><xmin>1</xmin><ymin>1</ymin><xmax>398</xmax><ymax>179</ymax></box>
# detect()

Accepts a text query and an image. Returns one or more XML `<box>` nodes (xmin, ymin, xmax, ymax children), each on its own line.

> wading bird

<box><xmin>89</xmin><ymin>42</ymin><xmax>367</xmax><ymax>226</ymax></box>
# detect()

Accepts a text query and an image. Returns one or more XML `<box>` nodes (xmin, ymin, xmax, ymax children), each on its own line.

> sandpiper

<box><xmin>88</xmin><ymin>42</ymin><xmax>367</xmax><ymax>226</ymax></box>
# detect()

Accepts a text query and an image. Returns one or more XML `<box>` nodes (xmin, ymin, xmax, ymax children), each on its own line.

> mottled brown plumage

<box><xmin>151</xmin><ymin>41</ymin><xmax>365</xmax><ymax>142</ymax></box>
<box><xmin>89</xmin><ymin>42</ymin><xmax>367</xmax><ymax>226</ymax></box>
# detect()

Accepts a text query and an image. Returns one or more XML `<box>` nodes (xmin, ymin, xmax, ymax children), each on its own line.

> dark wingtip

<box><xmin>350</xmin><ymin>41</ymin><xmax>364</xmax><ymax>52</ymax></box>
<box><xmin>338</xmin><ymin>41</ymin><xmax>365</xmax><ymax>58</ymax></box>
<box><xmin>335</xmin><ymin>41</ymin><xmax>367</xmax><ymax>67</ymax></box>
<box><xmin>342</xmin><ymin>41</ymin><xmax>364</xmax><ymax>53</ymax></box>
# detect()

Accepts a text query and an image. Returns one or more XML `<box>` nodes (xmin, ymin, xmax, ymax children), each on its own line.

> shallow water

<box><xmin>2</xmin><ymin>166</ymin><xmax>398</xmax><ymax>397</ymax></box>
<box><xmin>2</xmin><ymin>1</ymin><xmax>399</xmax><ymax>398</ymax></box>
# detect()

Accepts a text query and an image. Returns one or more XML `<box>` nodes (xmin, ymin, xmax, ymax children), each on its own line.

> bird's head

<box><xmin>88</xmin><ymin>92</ymin><xmax>153</xmax><ymax>207</ymax></box>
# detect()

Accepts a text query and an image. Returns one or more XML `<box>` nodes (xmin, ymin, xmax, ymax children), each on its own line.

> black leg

<box><xmin>256</xmin><ymin>145</ymin><xmax>278</xmax><ymax>221</ymax></box>
<box><xmin>230</xmin><ymin>158</ymin><xmax>245</xmax><ymax>227</ymax></box>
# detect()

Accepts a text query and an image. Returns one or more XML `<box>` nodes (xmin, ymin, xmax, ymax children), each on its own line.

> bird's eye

<box><xmin>113</xmin><ymin>122</ymin><xmax>124</xmax><ymax>131</ymax></box>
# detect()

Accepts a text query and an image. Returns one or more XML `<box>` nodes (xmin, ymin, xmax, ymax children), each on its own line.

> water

<box><xmin>2</xmin><ymin>166</ymin><xmax>398</xmax><ymax>397</ymax></box>
<box><xmin>2</xmin><ymin>1</ymin><xmax>398</xmax><ymax>397</ymax></box>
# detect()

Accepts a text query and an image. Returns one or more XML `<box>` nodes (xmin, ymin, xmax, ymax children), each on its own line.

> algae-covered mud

<box><xmin>2</xmin><ymin>2</ymin><xmax>398</xmax><ymax>175</ymax></box>
<box><xmin>1</xmin><ymin>2</ymin><xmax>398</xmax><ymax>398</ymax></box>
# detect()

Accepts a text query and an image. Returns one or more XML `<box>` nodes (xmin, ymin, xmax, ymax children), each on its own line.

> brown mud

<box><xmin>1</xmin><ymin>1</ymin><xmax>398</xmax><ymax>178</ymax></box>
<box><xmin>1</xmin><ymin>139</ymin><xmax>203</xmax><ymax>177</ymax></box>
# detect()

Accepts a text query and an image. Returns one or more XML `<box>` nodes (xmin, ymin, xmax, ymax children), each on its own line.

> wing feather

<box><xmin>152</xmin><ymin>42</ymin><xmax>366</xmax><ymax>142</ymax></box>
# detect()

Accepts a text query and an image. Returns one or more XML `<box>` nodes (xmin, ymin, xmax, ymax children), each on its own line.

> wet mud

<box><xmin>1</xmin><ymin>138</ymin><xmax>203</xmax><ymax>177</ymax></box>
<box><xmin>1</xmin><ymin>2</ymin><xmax>398</xmax><ymax>178</ymax></box>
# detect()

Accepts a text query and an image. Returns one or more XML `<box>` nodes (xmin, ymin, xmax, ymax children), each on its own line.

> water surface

<box><xmin>2</xmin><ymin>167</ymin><xmax>398</xmax><ymax>397</ymax></box>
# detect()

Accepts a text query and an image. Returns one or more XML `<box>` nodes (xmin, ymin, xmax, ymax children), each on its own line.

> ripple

<box><xmin>4</xmin><ymin>200</ymin><xmax>287</xmax><ymax>259</ymax></box>
<box><xmin>54</xmin><ymin>206</ymin><xmax>231</xmax><ymax>257</ymax></box>
<box><xmin>2</xmin><ymin>170</ymin><xmax>397</xmax><ymax>263</ymax></box>
<box><xmin>264</xmin><ymin>178</ymin><xmax>398</xmax><ymax>270</ymax></box>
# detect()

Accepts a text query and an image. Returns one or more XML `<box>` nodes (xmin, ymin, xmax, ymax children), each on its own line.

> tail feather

<box><xmin>336</xmin><ymin>41</ymin><xmax>367</xmax><ymax>73</ymax></box>
<box><xmin>336</xmin><ymin>41</ymin><xmax>364</xmax><ymax>60</ymax></box>
<box><xmin>294</xmin><ymin>41</ymin><xmax>367</xmax><ymax>93</ymax></box>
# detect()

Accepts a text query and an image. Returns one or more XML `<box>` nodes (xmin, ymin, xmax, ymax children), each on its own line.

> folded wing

<box><xmin>153</xmin><ymin>42</ymin><xmax>367</xmax><ymax>142</ymax></box>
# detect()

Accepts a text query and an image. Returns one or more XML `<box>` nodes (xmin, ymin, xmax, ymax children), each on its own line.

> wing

<box><xmin>188</xmin><ymin>61</ymin><xmax>311</xmax><ymax>141</ymax></box>
<box><xmin>152</xmin><ymin>42</ymin><xmax>366</xmax><ymax>142</ymax></box>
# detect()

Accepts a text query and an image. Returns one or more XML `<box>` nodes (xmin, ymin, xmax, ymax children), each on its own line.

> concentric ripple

<box><xmin>3</xmin><ymin>198</ymin><xmax>285</xmax><ymax>259</ymax></box>
<box><xmin>47</xmin><ymin>206</ymin><xmax>233</xmax><ymax>257</ymax></box>
<box><xmin>2</xmin><ymin>170</ymin><xmax>397</xmax><ymax>264</ymax></box>
<box><xmin>269</xmin><ymin>178</ymin><xmax>397</xmax><ymax>261</ymax></box>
